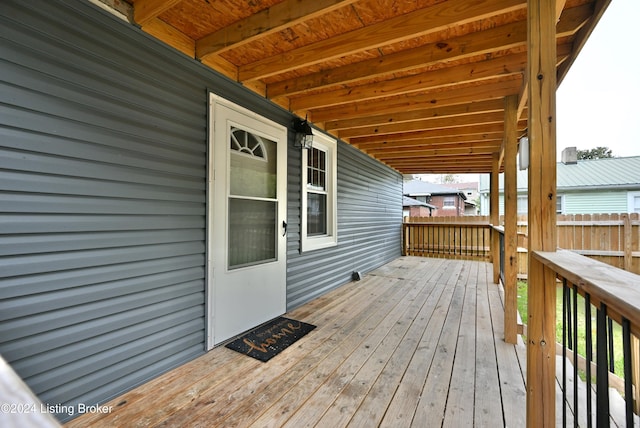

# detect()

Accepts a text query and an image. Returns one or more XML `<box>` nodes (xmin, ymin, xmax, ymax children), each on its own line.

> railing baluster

<box><xmin>572</xmin><ymin>283</ymin><xmax>579</xmax><ymax>425</ymax></box>
<box><xmin>566</xmin><ymin>279</ymin><xmax>573</xmax><ymax>351</ymax></box>
<box><xmin>623</xmin><ymin>317</ymin><xmax>634</xmax><ymax>427</ymax></box>
<box><xmin>597</xmin><ymin>303</ymin><xmax>610</xmax><ymax>428</ymax></box>
<box><xmin>585</xmin><ymin>292</ymin><xmax>593</xmax><ymax>428</ymax></box>
<box><xmin>562</xmin><ymin>280</ymin><xmax>569</xmax><ymax>428</ymax></box>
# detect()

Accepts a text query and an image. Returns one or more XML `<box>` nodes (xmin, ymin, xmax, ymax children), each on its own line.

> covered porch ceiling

<box><xmin>115</xmin><ymin>0</ymin><xmax>608</xmax><ymax>174</ymax></box>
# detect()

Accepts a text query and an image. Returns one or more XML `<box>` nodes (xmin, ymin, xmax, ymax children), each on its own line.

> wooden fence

<box><xmin>404</xmin><ymin>213</ymin><xmax>640</xmax><ymax>276</ymax></box>
<box><xmin>402</xmin><ymin>221</ymin><xmax>491</xmax><ymax>261</ymax></box>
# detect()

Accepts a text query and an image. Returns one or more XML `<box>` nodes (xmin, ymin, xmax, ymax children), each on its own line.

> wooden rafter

<box><xmin>120</xmin><ymin>0</ymin><xmax>609</xmax><ymax>174</ymax></box>
<box><xmin>196</xmin><ymin>0</ymin><xmax>359</xmax><ymax>58</ymax></box>
<box><xmin>238</xmin><ymin>0</ymin><xmax>526</xmax><ymax>81</ymax></box>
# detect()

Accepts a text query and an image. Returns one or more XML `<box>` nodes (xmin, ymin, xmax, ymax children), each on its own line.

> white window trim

<box><xmin>301</xmin><ymin>132</ymin><xmax>337</xmax><ymax>252</ymax></box>
<box><xmin>628</xmin><ymin>191</ymin><xmax>640</xmax><ymax>213</ymax></box>
<box><xmin>556</xmin><ymin>194</ymin><xmax>565</xmax><ymax>214</ymax></box>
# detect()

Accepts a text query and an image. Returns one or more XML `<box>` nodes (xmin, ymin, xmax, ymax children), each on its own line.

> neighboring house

<box><xmin>478</xmin><ymin>151</ymin><xmax>640</xmax><ymax>215</ymax></box>
<box><xmin>0</xmin><ymin>1</ymin><xmax>403</xmax><ymax>422</ymax></box>
<box><xmin>442</xmin><ymin>182</ymin><xmax>479</xmax><ymax>215</ymax></box>
<box><xmin>403</xmin><ymin>180</ymin><xmax>468</xmax><ymax>217</ymax></box>
<box><xmin>403</xmin><ymin>196</ymin><xmax>436</xmax><ymax>218</ymax></box>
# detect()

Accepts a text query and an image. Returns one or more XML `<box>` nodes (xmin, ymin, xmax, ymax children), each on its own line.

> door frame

<box><xmin>206</xmin><ymin>93</ymin><xmax>288</xmax><ymax>349</ymax></box>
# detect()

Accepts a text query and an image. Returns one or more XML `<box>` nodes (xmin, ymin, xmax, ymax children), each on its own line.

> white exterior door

<box><xmin>207</xmin><ymin>95</ymin><xmax>287</xmax><ymax>347</ymax></box>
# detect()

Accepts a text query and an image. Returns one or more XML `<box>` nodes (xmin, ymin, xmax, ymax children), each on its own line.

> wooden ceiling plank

<box><xmin>325</xmin><ymin>99</ymin><xmax>505</xmax><ymax>131</ymax></box>
<box><xmin>351</xmin><ymin>122</ymin><xmax>512</xmax><ymax>145</ymax></box>
<box><xmin>339</xmin><ymin>111</ymin><xmax>506</xmax><ymax>139</ymax></box>
<box><xmin>391</xmin><ymin>157</ymin><xmax>495</xmax><ymax>170</ymax></box>
<box><xmin>238</xmin><ymin>0</ymin><xmax>526</xmax><ymax>81</ymax></box>
<box><xmin>196</xmin><ymin>0</ymin><xmax>359</xmax><ymax>58</ymax></box>
<box><xmin>373</xmin><ymin>145</ymin><xmax>501</xmax><ymax>160</ymax></box>
<box><xmin>134</xmin><ymin>0</ymin><xmax>183</xmax><ymax>27</ymax></box>
<box><xmin>355</xmin><ymin>134</ymin><xmax>505</xmax><ymax>151</ymax></box>
<box><xmin>291</xmin><ymin>52</ymin><xmax>528</xmax><ymax>111</ymax></box>
<box><xmin>267</xmin><ymin>20</ymin><xmax>527</xmax><ymax>98</ymax></box>
<box><xmin>266</xmin><ymin>2</ymin><xmax>589</xmax><ymax>98</ymax></box>
<box><xmin>310</xmin><ymin>76</ymin><xmax>523</xmax><ymax>123</ymax></box>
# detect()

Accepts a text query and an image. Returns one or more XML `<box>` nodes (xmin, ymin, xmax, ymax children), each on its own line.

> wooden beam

<box><xmin>526</xmin><ymin>0</ymin><xmax>558</xmax><ymax>426</ymax></box>
<box><xmin>309</xmin><ymin>75</ymin><xmax>522</xmax><ymax>123</ymax></box>
<box><xmin>503</xmin><ymin>95</ymin><xmax>518</xmax><ymax>345</ymax></box>
<box><xmin>290</xmin><ymin>53</ymin><xmax>527</xmax><ymax>111</ymax></box>
<box><xmin>366</xmin><ymin>141</ymin><xmax>501</xmax><ymax>157</ymax></box>
<box><xmin>338</xmin><ymin>111</ymin><xmax>506</xmax><ymax>139</ymax></box>
<box><xmin>375</xmin><ymin>145</ymin><xmax>500</xmax><ymax>160</ymax></box>
<box><xmin>353</xmin><ymin>134</ymin><xmax>505</xmax><ymax>151</ymax></box>
<box><xmin>133</xmin><ymin>0</ymin><xmax>182</xmax><ymax>27</ymax></box>
<box><xmin>141</xmin><ymin>17</ymin><xmax>195</xmax><ymax>57</ymax></box>
<box><xmin>557</xmin><ymin>0</ymin><xmax>612</xmax><ymax>85</ymax></box>
<box><xmin>491</xmin><ymin>153</ymin><xmax>500</xmax><ymax>284</ymax></box>
<box><xmin>196</xmin><ymin>0</ymin><xmax>358</xmax><ymax>58</ymax></box>
<box><xmin>267</xmin><ymin>3</ymin><xmax>588</xmax><ymax>98</ymax></box>
<box><xmin>325</xmin><ymin>99</ymin><xmax>505</xmax><ymax>132</ymax></box>
<box><xmin>350</xmin><ymin>120</ymin><xmax>525</xmax><ymax>145</ymax></box>
<box><xmin>238</xmin><ymin>0</ymin><xmax>526</xmax><ymax>81</ymax></box>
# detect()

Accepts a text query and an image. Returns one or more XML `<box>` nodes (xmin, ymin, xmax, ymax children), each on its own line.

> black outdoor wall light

<box><xmin>293</xmin><ymin>116</ymin><xmax>314</xmax><ymax>150</ymax></box>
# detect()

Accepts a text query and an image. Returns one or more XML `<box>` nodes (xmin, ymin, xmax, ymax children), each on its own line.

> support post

<box><xmin>526</xmin><ymin>0</ymin><xmax>557</xmax><ymax>426</ymax></box>
<box><xmin>504</xmin><ymin>95</ymin><xmax>518</xmax><ymax>344</ymax></box>
<box><xmin>491</xmin><ymin>153</ymin><xmax>500</xmax><ymax>284</ymax></box>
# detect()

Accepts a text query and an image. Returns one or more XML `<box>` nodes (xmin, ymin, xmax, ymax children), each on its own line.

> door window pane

<box><xmin>230</xmin><ymin>127</ymin><xmax>277</xmax><ymax>199</ymax></box>
<box><xmin>228</xmin><ymin>198</ymin><xmax>276</xmax><ymax>269</ymax></box>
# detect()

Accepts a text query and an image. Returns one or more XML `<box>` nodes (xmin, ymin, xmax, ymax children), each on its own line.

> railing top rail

<box><xmin>403</xmin><ymin>222</ymin><xmax>491</xmax><ymax>227</ymax></box>
<box><xmin>533</xmin><ymin>249</ymin><xmax>640</xmax><ymax>333</ymax></box>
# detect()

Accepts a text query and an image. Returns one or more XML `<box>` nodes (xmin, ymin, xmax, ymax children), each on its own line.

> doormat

<box><xmin>225</xmin><ymin>317</ymin><xmax>316</xmax><ymax>362</ymax></box>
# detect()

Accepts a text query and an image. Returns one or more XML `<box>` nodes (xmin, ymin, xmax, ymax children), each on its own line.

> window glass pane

<box><xmin>228</xmin><ymin>198</ymin><xmax>276</xmax><ymax>269</ymax></box>
<box><xmin>230</xmin><ymin>129</ymin><xmax>277</xmax><ymax>199</ymax></box>
<box><xmin>634</xmin><ymin>196</ymin><xmax>640</xmax><ymax>213</ymax></box>
<box><xmin>517</xmin><ymin>196</ymin><xmax>528</xmax><ymax>214</ymax></box>
<box><xmin>307</xmin><ymin>147</ymin><xmax>326</xmax><ymax>191</ymax></box>
<box><xmin>307</xmin><ymin>193</ymin><xmax>327</xmax><ymax>236</ymax></box>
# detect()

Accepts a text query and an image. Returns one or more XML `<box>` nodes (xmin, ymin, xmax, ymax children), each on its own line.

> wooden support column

<box><xmin>504</xmin><ymin>95</ymin><xmax>518</xmax><ymax>344</ymax></box>
<box><xmin>526</xmin><ymin>0</ymin><xmax>558</xmax><ymax>426</ymax></box>
<box><xmin>490</xmin><ymin>153</ymin><xmax>500</xmax><ymax>284</ymax></box>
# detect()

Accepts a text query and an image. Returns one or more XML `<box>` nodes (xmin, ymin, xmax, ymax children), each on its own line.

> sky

<box><xmin>557</xmin><ymin>0</ymin><xmax>640</xmax><ymax>158</ymax></box>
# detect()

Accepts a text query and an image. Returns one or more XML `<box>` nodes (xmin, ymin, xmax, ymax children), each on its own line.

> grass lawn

<box><xmin>517</xmin><ymin>280</ymin><xmax>625</xmax><ymax>378</ymax></box>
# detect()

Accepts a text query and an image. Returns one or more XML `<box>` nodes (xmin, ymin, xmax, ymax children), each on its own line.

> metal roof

<box><xmin>479</xmin><ymin>156</ymin><xmax>640</xmax><ymax>192</ymax></box>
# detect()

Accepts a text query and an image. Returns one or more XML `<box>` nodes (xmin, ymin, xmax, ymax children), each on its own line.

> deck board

<box><xmin>66</xmin><ymin>257</ymin><xmax>527</xmax><ymax>428</ymax></box>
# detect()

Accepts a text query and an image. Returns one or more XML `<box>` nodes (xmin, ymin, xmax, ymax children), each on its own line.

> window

<box><xmin>556</xmin><ymin>195</ymin><xmax>565</xmax><ymax>214</ymax></box>
<box><xmin>443</xmin><ymin>196</ymin><xmax>455</xmax><ymax>209</ymax></box>
<box><xmin>629</xmin><ymin>191</ymin><xmax>640</xmax><ymax>213</ymax></box>
<box><xmin>517</xmin><ymin>196</ymin><xmax>528</xmax><ymax>214</ymax></box>
<box><xmin>301</xmin><ymin>133</ymin><xmax>337</xmax><ymax>251</ymax></box>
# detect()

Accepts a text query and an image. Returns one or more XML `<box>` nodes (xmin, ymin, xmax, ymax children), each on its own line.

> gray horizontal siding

<box><xmin>286</xmin><ymin>141</ymin><xmax>403</xmax><ymax>309</ymax></box>
<box><xmin>1</xmin><ymin>0</ymin><xmax>404</xmax><ymax>423</ymax></box>
<box><xmin>0</xmin><ymin>0</ymin><xmax>220</xmax><ymax>422</ymax></box>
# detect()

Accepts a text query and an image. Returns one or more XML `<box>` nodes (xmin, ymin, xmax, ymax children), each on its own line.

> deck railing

<box><xmin>533</xmin><ymin>250</ymin><xmax>640</xmax><ymax>427</ymax></box>
<box><xmin>402</xmin><ymin>221</ymin><xmax>491</xmax><ymax>261</ymax></box>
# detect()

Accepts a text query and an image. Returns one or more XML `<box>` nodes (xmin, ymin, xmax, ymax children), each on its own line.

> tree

<box><xmin>440</xmin><ymin>174</ymin><xmax>458</xmax><ymax>183</ymax></box>
<box><xmin>577</xmin><ymin>146</ymin><xmax>613</xmax><ymax>160</ymax></box>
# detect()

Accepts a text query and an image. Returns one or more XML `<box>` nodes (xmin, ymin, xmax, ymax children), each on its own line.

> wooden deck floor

<box><xmin>67</xmin><ymin>257</ymin><xmax>527</xmax><ymax>428</ymax></box>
